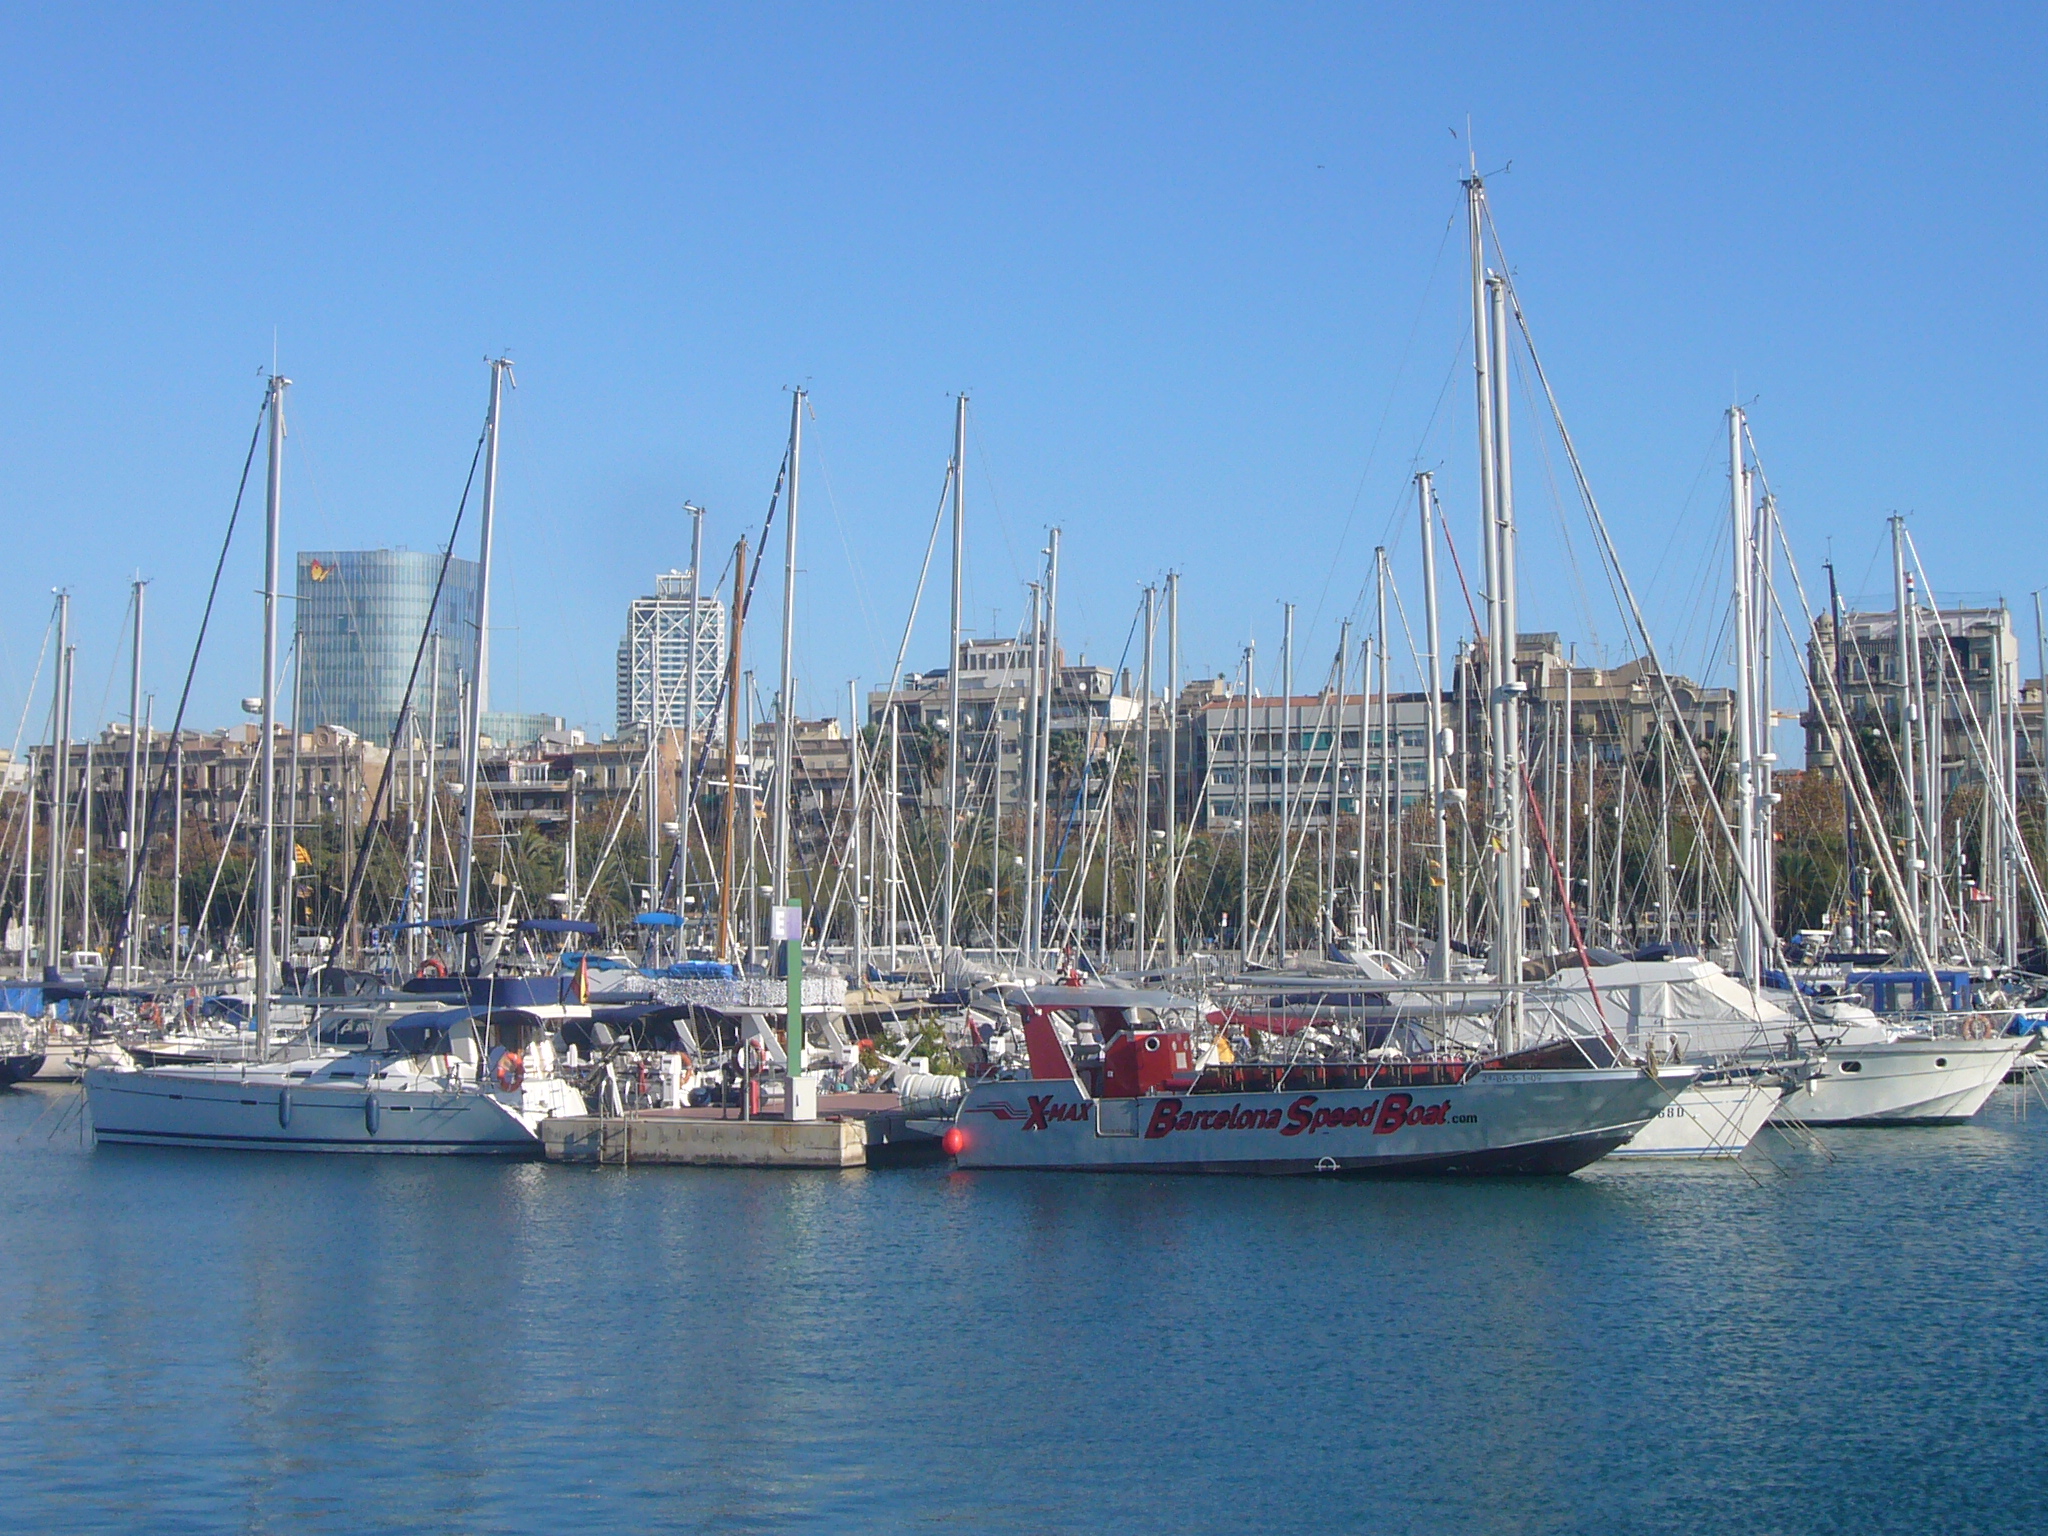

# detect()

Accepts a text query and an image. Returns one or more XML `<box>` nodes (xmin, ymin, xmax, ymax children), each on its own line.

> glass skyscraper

<box><xmin>296</xmin><ymin>549</ymin><xmax>479</xmax><ymax>746</ymax></box>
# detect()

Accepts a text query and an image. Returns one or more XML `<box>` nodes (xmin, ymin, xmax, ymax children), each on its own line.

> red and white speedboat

<box><xmin>947</xmin><ymin>988</ymin><xmax>1687</xmax><ymax>1177</ymax></box>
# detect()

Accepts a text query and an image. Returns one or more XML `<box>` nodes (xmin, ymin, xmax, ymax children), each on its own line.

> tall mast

<box><xmin>1561</xmin><ymin>647</ymin><xmax>1574</xmax><ymax>939</ymax></box>
<box><xmin>1355</xmin><ymin>633</ymin><xmax>1370</xmax><ymax>940</ymax></box>
<box><xmin>1279</xmin><ymin>602</ymin><xmax>1293</xmax><ymax>960</ymax></box>
<box><xmin>79</xmin><ymin>737</ymin><xmax>93</xmax><ymax>960</ymax></box>
<box><xmin>283</xmin><ymin>643</ymin><xmax>303</xmax><ymax>973</ymax></box>
<box><xmin>1658</xmin><ymin>715</ymin><xmax>1672</xmax><ymax>944</ymax></box>
<box><xmin>61</xmin><ymin>639</ymin><xmax>73</xmax><ymax>961</ymax></box>
<box><xmin>1164</xmin><ymin>572</ymin><xmax>1179</xmax><ymax>968</ymax></box>
<box><xmin>1467</xmin><ymin>173</ymin><xmax>1519</xmax><ymax>1049</ymax></box>
<box><xmin>774</xmin><ymin>391</ymin><xmax>803</xmax><ymax>916</ymax></box>
<box><xmin>1419</xmin><ymin>472</ymin><xmax>1450</xmax><ymax>980</ymax></box>
<box><xmin>1757</xmin><ymin>488</ymin><xmax>1777</xmax><ymax>954</ymax></box>
<box><xmin>1136</xmin><ymin>584</ymin><xmax>1154</xmax><ymax>968</ymax></box>
<box><xmin>1466</xmin><ymin>172</ymin><xmax>1501</xmax><ymax>998</ymax></box>
<box><xmin>123</xmin><ymin>579</ymin><xmax>145</xmax><ymax>981</ymax></box>
<box><xmin>2037</xmin><ymin>590</ymin><xmax>2047</xmax><ymax>828</ymax></box>
<box><xmin>849</xmin><ymin>678</ymin><xmax>864</xmax><ymax>980</ymax></box>
<box><xmin>1240</xmin><ymin>642</ymin><xmax>1254</xmax><ymax>968</ymax></box>
<box><xmin>46</xmin><ymin>593</ymin><xmax>69</xmax><ymax>969</ymax></box>
<box><xmin>565</xmin><ymin>755</ymin><xmax>578</xmax><ymax>917</ymax></box>
<box><xmin>1097</xmin><ymin>703</ymin><xmax>1113</xmax><ymax>961</ymax></box>
<box><xmin>1375</xmin><ymin>551</ymin><xmax>1392</xmax><ymax>949</ymax></box>
<box><xmin>422</xmin><ymin>634</ymin><xmax>440</xmax><ymax>938</ymax></box>
<box><xmin>1913</xmin><ymin>564</ymin><xmax>1938</xmax><ymax>954</ymax></box>
<box><xmin>256</xmin><ymin>373</ymin><xmax>288</xmax><ymax>1054</ymax></box>
<box><xmin>1827</xmin><ymin>564</ymin><xmax>1857</xmax><ymax>946</ymax></box>
<box><xmin>1990</xmin><ymin>603</ymin><xmax>2011</xmax><ymax>963</ymax></box>
<box><xmin>169</xmin><ymin>732</ymin><xmax>182</xmax><ymax>976</ymax></box>
<box><xmin>1612</xmin><ymin>749</ymin><xmax>1628</xmax><ymax>940</ymax></box>
<box><xmin>1730</xmin><ymin>406</ymin><xmax>1758</xmax><ymax>981</ymax></box>
<box><xmin>2037</xmin><ymin>590</ymin><xmax>2047</xmax><ymax>955</ymax></box>
<box><xmin>1891</xmin><ymin>515</ymin><xmax>1920</xmax><ymax>955</ymax></box>
<box><xmin>644</xmin><ymin>708</ymin><xmax>659</xmax><ymax>929</ymax></box>
<box><xmin>1044</xmin><ymin>530</ymin><xmax>1061</xmax><ymax>961</ymax></box>
<box><xmin>1030</xmin><ymin>531</ymin><xmax>1061</xmax><ymax>961</ymax></box>
<box><xmin>744</xmin><ymin>671</ymin><xmax>759</xmax><ymax>965</ymax></box>
<box><xmin>1018</xmin><ymin>585</ymin><xmax>1039</xmax><ymax>965</ymax></box>
<box><xmin>1486</xmin><ymin>268</ymin><xmax>1525</xmax><ymax>1044</ymax></box>
<box><xmin>943</xmin><ymin>394</ymin><xmax>965</xmax><ymax>955</ymax></box>
<box><xmin>989</xmin><ymin>663</ymin><xmax>1002</xmax><ymax>952</ymax></box>
<box><xmin>886</xmin><ymin>701</ymin><xmax>903</xmax><ymax>967</ymax></box>
<box><xmin>681</xmin><ymin>501</ymin><xmax>705</xmax><ymax>930</ymax></box>
<box><xmin>20</xmin><ymin>632</ymin><xmax>38</xmax><ymax>980</ymax></box>
<box><xmin>717</xmin><ymin>538</ymin><xmax>747</xmax><ymax>960</ymax></box>
<box><xmin>140</xmin><ymin>696</ymin><xmax>152</xmax><ymax>967</ymax></box>
<box><xmin>459</xmin><ymin>359</ymin><xmax>510</xmax><ymax>923</ymax></box>
<box><xmin>1328</xmin><ymin>618</ymin><xmax>1348</xmax><ymax>948</ymax></box>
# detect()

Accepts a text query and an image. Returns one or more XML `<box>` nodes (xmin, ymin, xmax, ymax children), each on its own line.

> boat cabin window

<box><xmin>316</xmin><ymin>1015</ymin><xmax>375</xmax><ymax>1048</ymax></box>
<box><xmin>386</xmin><ymin>1023</ymin><xmax>454</xmax><ymax>1056</ymax></box>
<box><xmin>1840</xmin><ymin>1061</ymin><xmax>1863</xmax><ymax>1073</ymax></box>
<box><xmin>481</xmin><ymin>1013</ymin><xmax>546</xmax><ymax>1052</ymax></box>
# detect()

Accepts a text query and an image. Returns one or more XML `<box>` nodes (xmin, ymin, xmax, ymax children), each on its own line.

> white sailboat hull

<box><xmin>1769</xmin><ymin>1038</ymin><xmax>2025</xmax><ymax>1126</ymax></box>
<box><xmin>1605</xmin><ymin>1076</ymin><xmax>1782</xmax><ymax>1158</ymax></box>
<box><xmin>84</xmin><ymin>1066</ymin><xmax>563</xmax><ymax>1155</ymax></box>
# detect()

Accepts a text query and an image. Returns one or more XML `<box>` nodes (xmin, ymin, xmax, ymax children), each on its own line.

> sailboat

<box><xmin>86</xmin><ymin>362</ymin><xmax>593</xmax><ymax>1155</ymax></box>
<box><xmin>951</xmin><ymin>169</ymin><xmax>1691</xmax><ymax>1176</ymax></box>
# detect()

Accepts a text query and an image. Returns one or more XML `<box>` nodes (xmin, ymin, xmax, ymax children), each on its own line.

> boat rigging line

<box><xmin>329</xmin><ymin>415</ymin><xmax>489</xmax><ymax>952</ymax></box>
<box><xmin>102</xmin><ymin>386</ymin><xmax>269</xmax><ymax>972</ymax></box>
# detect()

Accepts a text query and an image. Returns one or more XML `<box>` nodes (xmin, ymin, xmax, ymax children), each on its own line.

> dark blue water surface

<box><xmin>2</xmin><ymin>1084</ymin><xmax>2045</xmax><ymax>1535</ymax></box>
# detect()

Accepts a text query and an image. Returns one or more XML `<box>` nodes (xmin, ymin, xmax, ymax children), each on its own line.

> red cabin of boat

<box><xmin>1099</xmin><ymin>1029</ymin><xmax>1196</xmax><ymax>1097</ymax></box>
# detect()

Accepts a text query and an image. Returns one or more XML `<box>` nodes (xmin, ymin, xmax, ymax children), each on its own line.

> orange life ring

<box><xmin>416</xmin><ymin>957</ymin><xmax>448</xmax><ymax>979</ymax></box>
<box><xmin>495</xmin><ymin>1050</ymin><xmax>525</xmax><ymax>1091</ymax></box>
<box><xmin>138</xmin><ymin>999</ymin><xmax>163</xmax><ymax>1027</ymax></box>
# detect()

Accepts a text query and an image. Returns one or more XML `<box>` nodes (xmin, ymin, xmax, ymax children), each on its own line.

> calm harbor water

<box><xmin>2</xmin><ymin>1084</ymin><xmax>2044</xmax><ymax>1535</ymax></box>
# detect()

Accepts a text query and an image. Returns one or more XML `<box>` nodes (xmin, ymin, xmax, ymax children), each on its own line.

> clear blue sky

<box><xmin>2</xmin><ymin>3</ymin><xmax>2042</xmax><ymax>756</ymax></box>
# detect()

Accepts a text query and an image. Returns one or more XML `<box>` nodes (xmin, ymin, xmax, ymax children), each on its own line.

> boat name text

<box><xmin>1142</xmin><ymin>1093</ymin><xmax>1472</xmax><ymax>1139</ymax></box>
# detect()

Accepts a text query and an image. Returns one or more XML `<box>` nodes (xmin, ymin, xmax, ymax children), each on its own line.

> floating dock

<box><xmin>540</xmin><ymin>1093</ymin><xmax>944</xmax><ymax>1169</ymax></box>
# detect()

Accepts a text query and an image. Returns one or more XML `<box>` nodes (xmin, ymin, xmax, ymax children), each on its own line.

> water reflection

<box><xmin>3</xmin><ymin>1087</ymin><xmax>2045</xmax><ymax>1533</ymax></box>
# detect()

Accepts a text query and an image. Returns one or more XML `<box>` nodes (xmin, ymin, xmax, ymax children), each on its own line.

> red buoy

<box><xmin>942</xmin><ymin>1126</ymin><xmax>967</xmax><ymax>1156</ymax></box>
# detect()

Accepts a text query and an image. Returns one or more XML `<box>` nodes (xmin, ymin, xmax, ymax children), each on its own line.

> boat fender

<box><xmin>495</xmin><ymin>1050</ymin><xmax>525</xmax><ymax>1092</ymax></box>
<box><xmin>364</xmin><ymin>1094</ymin><xmax>381</xmax><ymax>1136</ymax></box>
<box><xmin>278</xmin><ymin>1088</ymin><xmax>292</xmax><ymax>1129</ymax></box>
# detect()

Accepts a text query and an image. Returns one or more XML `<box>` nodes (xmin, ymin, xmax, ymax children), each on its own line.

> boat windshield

<box><xmin>386</xmin><ymin>1022</ymin><xmax>454</xmax><ymax>1056</ymax></box>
